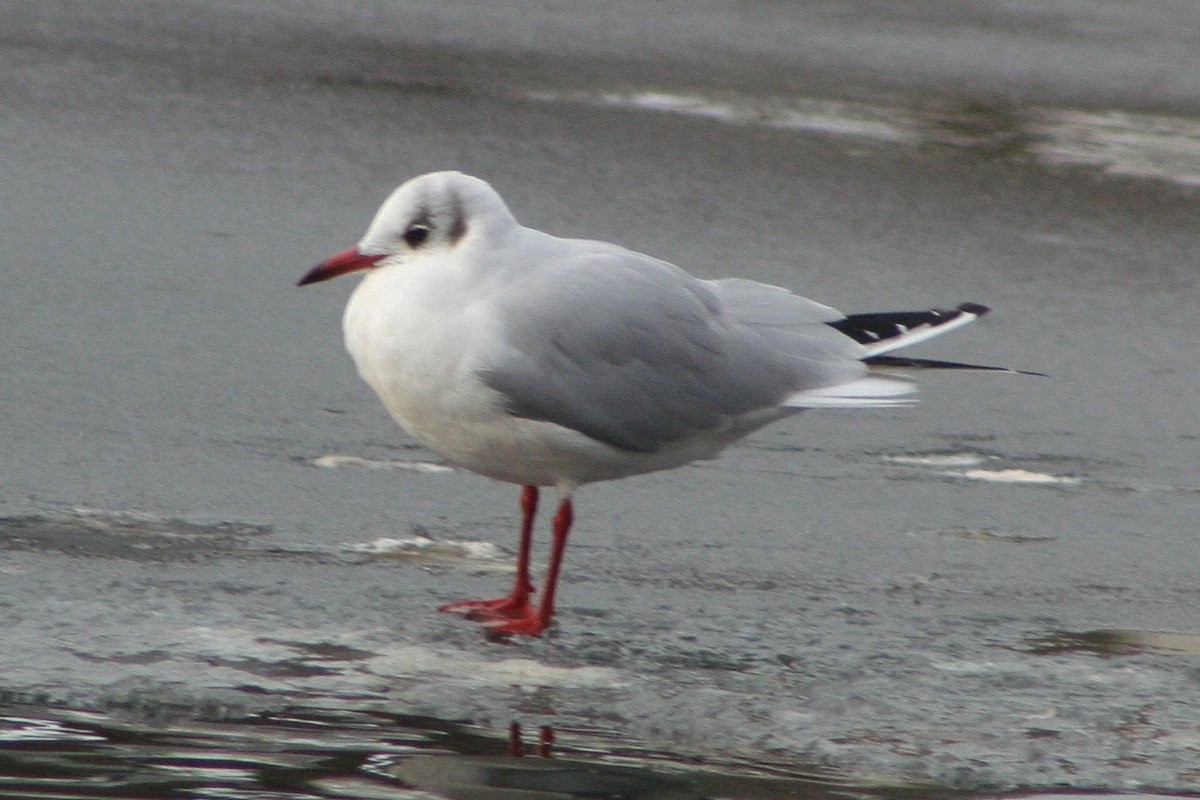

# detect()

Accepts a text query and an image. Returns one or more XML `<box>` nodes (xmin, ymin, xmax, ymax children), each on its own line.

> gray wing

<box><xmin>477</xmin><ymin>244</ymin><xmax>867</xmax><ymax>453</ymax></box>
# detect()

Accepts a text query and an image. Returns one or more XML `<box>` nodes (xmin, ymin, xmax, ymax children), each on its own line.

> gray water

<box><xmin>3</xmin><ymin>2</ymin><xmax>1200</xmax><ymax>796</ymax></box>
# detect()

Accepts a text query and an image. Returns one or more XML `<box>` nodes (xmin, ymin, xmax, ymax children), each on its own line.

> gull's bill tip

<box><xmin>298</xmin><ymin>248</ymin><xmax>385</xmax><ymax>286</ymax></box>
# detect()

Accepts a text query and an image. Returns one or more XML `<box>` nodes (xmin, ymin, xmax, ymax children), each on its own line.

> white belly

<box><xmin>342</xmin><ymin>267</ymin><xmax>713</xmax><ymax>486</ymax></box>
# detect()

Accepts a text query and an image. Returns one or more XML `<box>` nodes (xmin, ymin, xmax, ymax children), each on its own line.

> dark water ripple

<box><xmin>0</xmin><ymin>703</ymin><xmax>967</xmax><ymax>800</ymax></box>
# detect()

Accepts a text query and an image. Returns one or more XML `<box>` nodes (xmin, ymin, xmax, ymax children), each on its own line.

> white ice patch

<box><xmin>916</xmin><ymin>528</ymin><xmax>1056</xmax><ymax>544</ymax></box>
<box><xmin>347</xmin><ymin>536</ymin><xmax>505</xmax><ymax>564</ymax></box>
<box><xmin>313</xmin><ymin>454</ymin><xmax>453</xmax><ymax>473</ymax></box>
<box><xmin>953</xmin><ymin>468</ymin><xmax>1081</xmax><ymax>486</ymax></box>
<box><xmin>885</xmin><ymin>454</ymin><xmax>1081</xmax><ymax>486</ymax></box>
<box><xmin>526</xmin><ymin>88</ymin><xmax>1200</xmax><ymax>188</ymax></box>
<box><xmin>930</xmin><ymin>658</ymin><xmax>1022</xmax><ymax>676</ymax></box>
<box><xmin>0</xmin><ymin>716</ymin><xmax>107</xmax><ymax>744</ymax></box>
<box><xmin>1029</xmin><ymin>108</ymin><xmax>1200</xmax><ymax>187</ymax></box>
<box><xmin>528</xmin><ymin>89</ymin><xmax>918</xmax><ymax>144</ymax></box>
<box><xmin>882</xmin><ymin>452</ymin><xmax>987</xmax><ymax>468</ymax></box>
<box><xmin>366</xmin><ymin>645</ymin><xmax>623</xmax><ymax>690</ymax></box>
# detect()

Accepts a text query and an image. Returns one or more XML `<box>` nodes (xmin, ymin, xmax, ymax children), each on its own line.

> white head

<box><xmin>298</xmin><ymin>171</ymin><xmax>517</xmax><ymax>285</ymax></box>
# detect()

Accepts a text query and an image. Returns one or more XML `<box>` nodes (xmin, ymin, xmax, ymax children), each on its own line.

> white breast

<box><xmin>342</xmin><ymin>261</ymin><xmax>736</xmax><ymax>487</ymax></box>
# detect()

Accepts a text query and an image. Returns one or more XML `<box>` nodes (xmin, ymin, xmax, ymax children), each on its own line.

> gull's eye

<box><xmin>403</xmin><ymin>223</ymin><xmax>431</xmax><ymax>247</ymax></box>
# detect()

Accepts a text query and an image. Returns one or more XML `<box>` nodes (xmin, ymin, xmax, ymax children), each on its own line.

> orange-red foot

<box><xmin>439</xmin><ymin>593</ymin><xmax>534</xmax><ymax>621</ymax></box>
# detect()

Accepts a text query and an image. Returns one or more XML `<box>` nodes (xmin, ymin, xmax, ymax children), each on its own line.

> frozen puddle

<box><xmin>0</xmin><ymin>507</ymin><xmax>271</xmax><ymax>560</ymax></box>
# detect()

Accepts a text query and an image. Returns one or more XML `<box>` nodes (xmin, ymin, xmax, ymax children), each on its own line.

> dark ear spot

<box><xmin>448</xmin><ymin>193</ymin><xmax>468</xmax><ymax>243</ymax></box>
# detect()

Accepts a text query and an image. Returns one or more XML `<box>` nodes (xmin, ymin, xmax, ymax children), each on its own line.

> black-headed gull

<box><xmin>299</xmin><ymin>171</ymin><xmax>1016</xmax><ymax>638</ymax></box>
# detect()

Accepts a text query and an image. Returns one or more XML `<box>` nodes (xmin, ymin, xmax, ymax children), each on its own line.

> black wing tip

<box><xmin>865</xmin><ymin>354</ymin><xmax>1047</xmax><ymax>377</ymax></box>
<box><xmin>957</xmin><ymin>302</ymin><xmax>990</xmax><ymax>317</ymax></box>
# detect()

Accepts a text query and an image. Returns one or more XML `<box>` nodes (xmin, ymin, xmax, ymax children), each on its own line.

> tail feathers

<box><xmin>830</xmin><ymin>303</ymin><xmax>989</xmax><ymax>356</ymax></box>
<box><xmin>785</xmin><ymin>375</ymin><xmax>916</xmax><ymax>409</ymax></box>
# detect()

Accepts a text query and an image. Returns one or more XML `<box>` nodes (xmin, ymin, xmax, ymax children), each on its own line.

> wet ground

<box><xmin>3</xmin><ymin>1</ymin><xmax>1200</xmax><ymax>797</ymax></box>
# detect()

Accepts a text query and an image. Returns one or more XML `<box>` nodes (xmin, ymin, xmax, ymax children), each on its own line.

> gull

<box><xmin>299</xmin><ymin>171</ymin><xmax>1020</xmax><ymax>638</ymax></box>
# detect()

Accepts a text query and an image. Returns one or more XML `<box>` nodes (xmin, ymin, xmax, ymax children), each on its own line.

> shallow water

<box><xmin>0</xmin><ymin>703</ymin><xmax>957</xmax><ymax>799</ymax></box>
<box><xmin>1</xmin><ymin>701</ymin><xmax>1196</xmax><ymax>800</ymax></box>
<box><xmin>3</xmin><ymin>1</ymin><xmax>1200</xmax><ymax>795</ymax></box>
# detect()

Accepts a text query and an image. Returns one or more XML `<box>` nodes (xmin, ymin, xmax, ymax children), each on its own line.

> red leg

<box><xmin>439</xmin><ymin>485</ymin><xmax>538</xmax><ymax>619</ymax></box>
<box><xmin>486</xmin><ymin>495</ymin><xmax>573</xmax><ymax>637</ymax></box>
<box><xmin>508</xmin><ymin>721</ymin><xmax>524</xmax><ymax>757</ymax></box>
